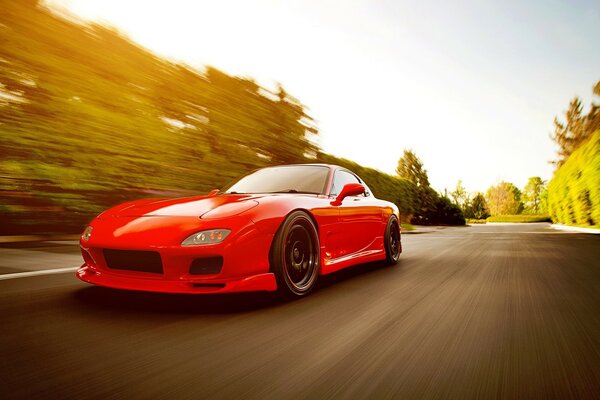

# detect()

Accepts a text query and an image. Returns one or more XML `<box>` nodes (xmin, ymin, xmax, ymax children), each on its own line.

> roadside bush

<box><xmin>466</xmin><ymin>219</ymin><xmax>487</xmax><ymax>224</ymax></box>
<box><xmin>401</xmin><ymin>223</ymin><xmax>415</xmax><ymax>232</ymax></box>
<box><xmin>547</xmin><ymin>130</ymin><xmax>600</xmax><ymax>227</ymax></box>
<box><xmin>486</xmin><ymin>215</ymin><xmax>552</xmax><ymax>223</ymax></box>
<box><xmin>423</xmin><ymin>196</ymin><xmax>466</xmax><ymax>225</ymax></box>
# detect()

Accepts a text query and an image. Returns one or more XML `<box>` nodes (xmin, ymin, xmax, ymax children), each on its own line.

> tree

<box><xmin>425</xmin><ymin>195</ymin><xmax>465</xmax><ymax>225</ymax></box>
<box><xmin>485</xmin><ymin>182</ymin><xmax>523</xmax><ymax>215</ymax></box>
<box><xmin>396</xmin><ymin>150</ymin><xmax>436</xmax><ymax>223</ymax></box>
<box><xmin>267</xmin><ymin>84</ymin><xmax>319</xmax><ymax>164</ymax></box>
<box><xmin>464</xmin><ymin>192</ymin><xmax>489</xmax><ymax>219</ymax></box>
<box><xmin>394</xmin><ymin>150</ymin><xmax>465</xmax><ymax>225</ymax></box>
<box><xmin>552</xmin><ymin>98</ymin><xmax>585</xmax><ymax>166</ymax></box>
<box><xmin>584</xmin><ymin>81</ymin><xmax>600</xmax><ymax>137</ymax></box>
<box><xmin>450</xmin><ymin>180</ymin><xmax>469</xmax><ymax>210</ymax></box>
<box><xmin>552</xmin><ymin>81</ymin><xmax>600</xmax><ymax>166</ymax></box>
<box><xmin>396</xmin><ymin>150</ymin><xmax>430</xmax><ymax>188</ymax></box>
<box><xmin>522</xmin><ymin>177</ymin><xmax>546</xmax><ymax>214</ymax></box>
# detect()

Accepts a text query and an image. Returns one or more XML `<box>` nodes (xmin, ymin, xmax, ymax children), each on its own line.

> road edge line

<box><xmin>0</xmin><ymin>267</ymin><xmax>79</xmax><ymax>281</ymax></box>
<box><xmin>550</xmin><ymin>224</ymin><xmax>600</xmax><ymax>234</ymax></box>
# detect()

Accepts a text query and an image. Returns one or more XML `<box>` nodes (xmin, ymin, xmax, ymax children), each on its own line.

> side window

<box><xmin>330</xmin><ymin>170</ymin><xmax>360</xmax><ymax>196</ymax></box>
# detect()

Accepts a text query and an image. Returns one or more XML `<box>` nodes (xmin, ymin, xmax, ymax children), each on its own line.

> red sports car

<box><xmin>77</xmin><ymin>164</ymin><xmax>401</xmax><ymax>297</ymax></box>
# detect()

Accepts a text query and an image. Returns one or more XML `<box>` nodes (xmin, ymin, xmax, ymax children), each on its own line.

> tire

<box><xmin>271</xmin><ymin>211</ymin><xmax>320</xmax><ymax>298</ymax></box>
<box><xmin>384</xmin><ymin>215</ymin><xmax>401</xmax><ymax>265</ymax></box>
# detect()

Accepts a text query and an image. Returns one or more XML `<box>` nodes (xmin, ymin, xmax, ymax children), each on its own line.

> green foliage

<box><xmin>424</xmin><ymin>195</ymin><xmax>466</xmax><ymax>225</ymax></box>
<box><xmin>547</xmin><ymin>130</ymin><xmax>600</xmax><ymax>227</ymax></box>
<box><xmin>485</xmin><ymin>182</ymin><xmax>524</xmax><ymax>216</ymax></box>
<box><xmin>394</xmin><ymin>150</ymin><xmax>465</xmax><ymax>225</ymax></box>
<box><xmin>522</xmin><ymin>177</ymin><xmax>547</xmax><ymax>214</ymax></box>
<box><xmin>486</xmin><ymin>215</ymin><xmax>552</xmax><ymax>223</ymax></box>
<box><xmin>450</xmin><ymin>180</ymin><xmax>468</xmax><ymax>210</ymax></box>
<box><xmin>0</xmin><ymin>2</ymin><xmax>422</xmax><ymax>234</ymax></box>
<box><xmin>400</xmin><ymin>223</ymin><xmax>415</xmax><ymax>232</ymax></box>
<box><xmin>451</xmin><ymin>181</ymin><xmax>489</xmax><ymax>220</ymax></box>
<box><xmin>0</xmin><ymin>2</ymin><xmax>461</xmax><ymax>234</ymax></box>
<box><xmin>466</xmin><ymin>218</ymin><xmax>487</xmax><ymax>224</ymax></box>
<box><xmin>552</xmin><ymin>82</ymin><xmax>600</xmax><ymax>166</ymax></box>
<box><xmin>396</xmin><ymin>149</ymin><xmax>430</xmax><ymax>188</ymax></box>
<box><xmin>464</xmin><ymin>192</ymin><xmax>490</xmax><ymax>219</ymax></box>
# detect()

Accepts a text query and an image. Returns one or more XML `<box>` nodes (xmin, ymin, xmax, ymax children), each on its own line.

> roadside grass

<box><xmin>401</xmin><ymin>223</ymin><xmax>415</xmax><ymax>232</ymax></box>
<box><xmin>486</xmin><ymin>215</ymin><xmax>552</xmax><ymax>223</ymax></box>
<box><xmin>466</xmin><ymin>219</ymin><xmax>487</xmax><ymax>224</ymax></box>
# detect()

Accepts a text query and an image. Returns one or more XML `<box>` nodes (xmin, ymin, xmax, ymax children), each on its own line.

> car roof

<box><xmin>265</xmin><ymin>163</ymin><xmax>341</xmax><ymax>170</ymax></box>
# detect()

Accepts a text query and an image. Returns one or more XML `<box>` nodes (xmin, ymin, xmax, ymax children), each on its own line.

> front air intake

<box><xmin>103</xmin><ymin>249</ymin><xmax>163</xmax><ymax>274</ymax></box>
<box><xmin>189</xmin><ymin>256</ymin><xmax>223</xmax><ymax>275</ymax></box>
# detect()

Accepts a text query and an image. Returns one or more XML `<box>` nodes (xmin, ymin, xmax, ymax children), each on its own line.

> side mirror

<box><xmin>331</xmin><ymin>183</ymin><xmax>365</xmax><ymax>206</ymax></box>
<box><xmin>207</xmin><ymin>189</ymin><xmax>219</xmax><ymax>196</ymax></box>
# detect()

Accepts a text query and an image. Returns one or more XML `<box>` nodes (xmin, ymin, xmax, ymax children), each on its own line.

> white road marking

<box><xmin>0</xmin><ymin>267</ymin><xmax>79</xmax><ymax>280</ymax></box>
<box><xmin>551</xmin><ymin>224</ymin><xmax>600</xmax><ymax>234</ymax></box>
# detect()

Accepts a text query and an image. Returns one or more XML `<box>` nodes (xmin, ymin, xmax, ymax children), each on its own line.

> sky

<box><xmin>46</xmin><ymin>0</ymin><xmax>600</xmax><ymax>193</ymax></box>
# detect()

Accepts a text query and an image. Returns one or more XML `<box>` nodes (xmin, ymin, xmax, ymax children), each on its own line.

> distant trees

<box><xmin>466</xmin><ymin>193</ymin><xmax>490</xmax><ymax>219</ymax></box>
<box><xmin>396</xmin><ymin>150</ymin><xmax>432</xmax><ymax>223</ymax></box>
<box><xmin>428</xmin><ymin>196</ymin><xmax>466</xmax><ymax>225</ymax></box>
<box><xmin>396</xmin><ymin>150</ymin><xmax>430</xmax><ymax>188</ymax></box>
<box><xmin>450</xmin><ymin>181</ymin><xmax>489</xmax><ymax>220</ymax></box>
<box><xmin>522</xmin><ymin>177</ymin><xmax>547</xmax><ymax>214</ymax></box>
<box><xmin>450</xmin><ymin>180</ymin><xmax>468</xmax><ymax>210</ymax></box>
<box><xmin>452</xmin><ymin>177</ymin><xmax>548</xmax><ymax>219</ymax></box>
<box><xmin>485</xmin><ymin>182</ymin><xmax>523</xmax><ymax>216</ymax></box>
<box><xmin>396</xmin><ymin>151</ymin><xmax>464</xmax><ymax>225</ymax></box>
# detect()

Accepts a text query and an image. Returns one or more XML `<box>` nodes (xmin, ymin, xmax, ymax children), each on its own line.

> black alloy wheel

<box><xmin>384</xmin><ymin>214</ymin><xmax>401</xmax><ymax>265</ymax></box>
<box><xmin>271</xmin><ymin>211</ymin><xmax>320</xmax><ymax>298</ymax></box>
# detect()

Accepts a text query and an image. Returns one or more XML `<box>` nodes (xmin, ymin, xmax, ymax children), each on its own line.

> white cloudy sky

<box><xmin>47</xmin><ymin>0</ymin><xmax>600</xmax><ymax>193</ymax></box>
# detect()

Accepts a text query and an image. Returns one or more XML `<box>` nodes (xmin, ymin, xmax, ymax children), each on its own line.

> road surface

<box><xmin>1</xmin><ymin>223</ymin><xmax>599</xmax><ymax>399</ymax></box>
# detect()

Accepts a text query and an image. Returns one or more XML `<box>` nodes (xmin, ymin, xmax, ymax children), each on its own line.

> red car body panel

<box><xmin>77</xmin><ymin>164</ymin><xmax>400</xmax><ymax>294</ymax></box>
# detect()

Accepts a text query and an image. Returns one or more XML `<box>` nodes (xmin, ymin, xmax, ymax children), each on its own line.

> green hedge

<box><xmin>486</xmin><ymin>215</ymin><xmax>552</xmax><ymax>223</ymax></box>
<box><xmin>547</xmin><ymin>130</ymin><xmax>600</xmax><ymax>227</ymax></box>
<box><xmin>466</xmin><ymin>219</ymin><xmax>487</xmax><ymax>224</ymax></box>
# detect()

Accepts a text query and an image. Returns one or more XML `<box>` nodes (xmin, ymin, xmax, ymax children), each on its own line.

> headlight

<box><xmin>82</xmin><ymin>226</ymin><xmax>93</xmax><ymax>241</ymax></box>
<box><xmin>181</xmin><ymin>229</ymin><xmax>231</xmax><ymax>246</ymax></box>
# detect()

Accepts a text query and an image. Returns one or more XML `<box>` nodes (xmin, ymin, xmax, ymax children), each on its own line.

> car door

<box><xmin>329</xmin><ymin>169</ymin><xmax>382</xmax><ymax>259</ymax></box>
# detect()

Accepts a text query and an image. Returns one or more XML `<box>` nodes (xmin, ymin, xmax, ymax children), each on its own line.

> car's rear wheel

<box><xmin>271</xmin><ymin>211</ymin><xmax>320</xmax><ymax>298</ymax></box>
<box><xmin>384</xmin><ymin>215</ymin><xmax>401</xmax><ymax>265</ymax></box>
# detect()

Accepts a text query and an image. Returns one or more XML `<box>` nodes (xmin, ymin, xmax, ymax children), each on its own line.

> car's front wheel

<box><xmin>271</xmin><ymin>211</ymin><xmax>320</xmax><ymax>298</ymax></box>
<box><xmin>384</xmin><ymin>214</ymin><xmax>401</xmax><ymax>265</ymax></box>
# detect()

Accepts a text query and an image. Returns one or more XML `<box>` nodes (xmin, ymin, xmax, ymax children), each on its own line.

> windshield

<box><xmin>223</xmin><ymin>165</ymin><xmax>330</xmax><ymax>194</ymax></box>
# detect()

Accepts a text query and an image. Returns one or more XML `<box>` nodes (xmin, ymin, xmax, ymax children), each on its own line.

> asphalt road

<box><xmin>1</xmin><ymin>223</ymin><xmax>599</xmax><ymax>400</ymax></box>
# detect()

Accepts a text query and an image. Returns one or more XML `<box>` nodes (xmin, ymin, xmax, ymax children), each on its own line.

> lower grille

<box><xmin>103</xmin><ymin>249</ymin><xmax>163</xmax><ymax>274</ymax></box>
<box><xmin>189</xmin><ymin>256</ymin><xmax>223</xmax><ymax>275</ymax></box>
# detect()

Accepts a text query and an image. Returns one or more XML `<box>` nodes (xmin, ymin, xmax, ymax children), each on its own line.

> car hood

<box><xmin>102</xmin><ymin>194</ymin><xmax>260</xmax><ymax>218</ymax></box>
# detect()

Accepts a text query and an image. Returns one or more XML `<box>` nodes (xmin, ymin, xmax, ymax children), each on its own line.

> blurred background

<box><xmin>0</xmin><ymin>1</ymin><xmax>422</xmax><ymax>234</ymax></box>
<box><xmin>0</xmin><ymin>1</ymin><xmax>598</xmax><ymax>234</ymax></box>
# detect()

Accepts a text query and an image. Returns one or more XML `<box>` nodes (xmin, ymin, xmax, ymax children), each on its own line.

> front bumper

<box><xmin>76</xmin><ymin>265</ymin><xmax>277</xmax><ymax>294</ymax></box>
<box><xmin>77</xmin><ymin>215</ymin><xmax>278</xmax><ymax>294</ymax></box>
